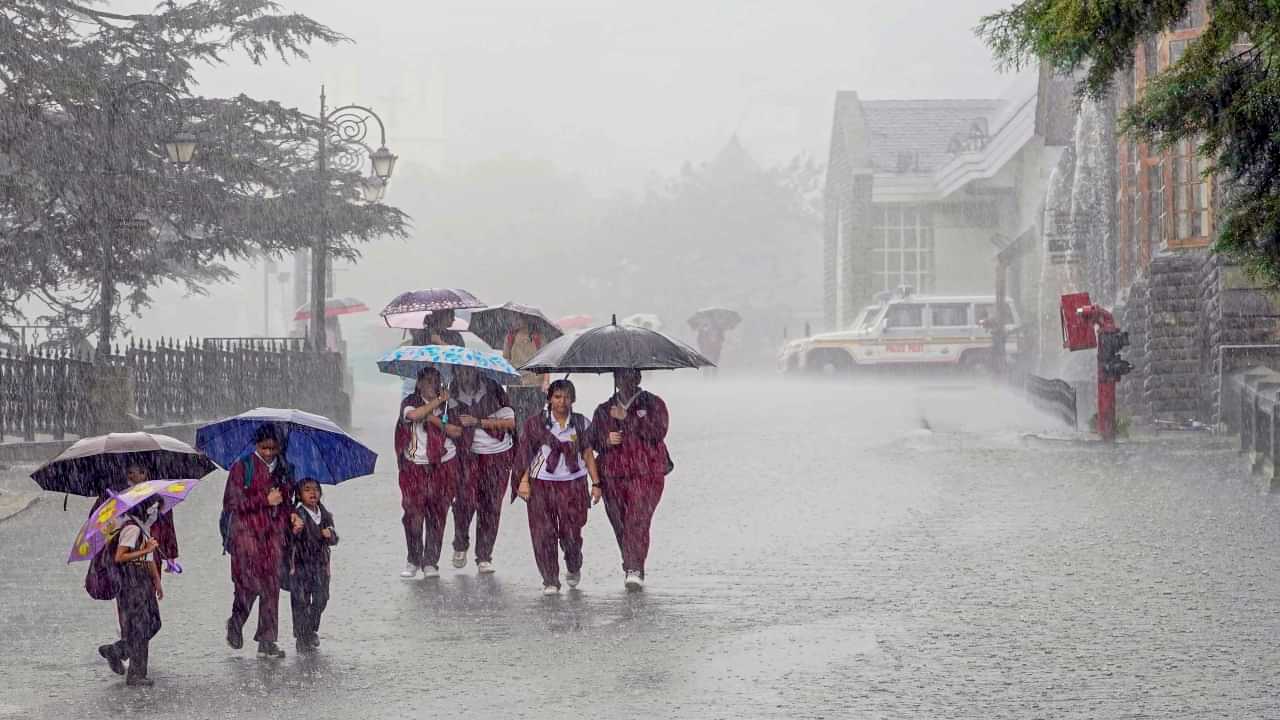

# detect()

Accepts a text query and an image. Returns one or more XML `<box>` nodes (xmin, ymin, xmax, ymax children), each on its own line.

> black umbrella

<box><xmin>468</xmin><ymin>302</ymin><xmax>563</xmax><ymax>350</ymax></box>
<box><xmin>688</xmin><ymin>306</ymin><xmax>742</xmax><ymax>331</ymax></box>
<box><xmin>31</xmin><ymin>432</ymin><xmax>217</xmax><ymax>497</ymax></box>
<box><xmin>518</xmin><ymin>315</ymin><xmax>715</xmax><ymax>373</ymax></box>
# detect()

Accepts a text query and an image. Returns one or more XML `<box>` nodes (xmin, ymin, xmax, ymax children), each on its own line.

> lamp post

<box><xmin>312</xmin><ymin>86</ymin><xmax>397</xmax><ymax>350</ymax></box>
<box><xmin>96</xmin><ymin>80</ymin><xmax>197</xmax><ymax>358</ymax></box>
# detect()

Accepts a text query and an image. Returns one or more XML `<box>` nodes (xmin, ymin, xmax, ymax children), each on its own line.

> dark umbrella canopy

<box><xmin>688</xmin><ymin>307</ymin><xmax>742</xmax><ymax>331</ymax></box>
<box><xmin>30</xmin><ymin>432</ymin><xmax>217</xmax><ymax>497</ymax></box>
<box><xmin>518</xmin><ymin>317</ymin><xmax>715</xmax><ymax>373</ymax></box>
<box><xmin>468</xmin><ymin>302</ymin><xmax>563</xmax><ymax>350</ymax></box>
<box><xmin>380</xmin><ymin>288</ymin><xmax>486</xmax><ymax>328</ymax></box>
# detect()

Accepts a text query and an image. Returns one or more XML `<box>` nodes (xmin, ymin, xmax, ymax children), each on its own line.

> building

<box><xmin>822</xmin><ymin>70</ymin><xmax>1074</xmax><ymax>338</ymax></box>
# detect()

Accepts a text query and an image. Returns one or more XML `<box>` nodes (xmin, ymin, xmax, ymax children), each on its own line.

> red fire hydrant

<box><xmin>1060</xmin><ymin>293</ymin><xmax>1133</xmax><ymax>443</ymax></box>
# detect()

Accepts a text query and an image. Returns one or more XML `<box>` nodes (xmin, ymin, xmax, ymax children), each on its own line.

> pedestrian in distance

<box><xmin>96</xmin><ymin>462</ymin><xmax>179</xmax><ymax>679</ymax></box>
<box><xmin>395</xmin><ymin>366</ymin><xmax>462</xmax><ymax>579</ymax></box>
<box><xmin>448</xmin><ymin>365</ymin><xmax>517</xmax><ymax>573</ymax></box>
<box><xmin>515</xmin><ymin>379</ymin><xmax>601</xmax><ymax>595</ymax></box>
<box><xmin>590</xmin><ymin>369</ymin><xmax>671</xmax><ymax>590</ymax></box>
<box><xmin>287</xmin><ymin>478</ymin><xmax>339</xmax><ymax>654</ymax></box>
<box><xmin>222</xmin><ymin>424</ymin><xmax>293</xmax><ymax>659</ymax></box>
<box><xmin>109</xmin><ymin>496</ymin><xmax>164</xmax><ymax>686</ymax></box>
<box><xmin>402</xmin><ymin>310</ymin><xmax>467</xmax><ymax>396</ymax></box>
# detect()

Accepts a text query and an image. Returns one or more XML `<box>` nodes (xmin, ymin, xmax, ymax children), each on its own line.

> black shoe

<box><xmin>257</xmin><ymin>641</ymin><xmax>286</xmax><ymax>659</ymax></box>
<box><xmin>296</xmin><ymin>638</ymin><xmax>314</xmax><ymax>654</ymax></box>
<box><xmin>98</xmin><ymin>644</ymin><xmax>125</xmax><ymax>675</ymax></box>
<box><xmin>308</xmin><ymin>634</ymin><xmax>321</xmax><ymax>649</ymax></box>
<box><xmin>226</xmin><ymin>619</ymin><xmax>243</xmax><ymax>650</ymax></box>
<box><xmin>125</xmin><ymin>676</ymin><xmax>154</xmax><ymax>687</ymax></box>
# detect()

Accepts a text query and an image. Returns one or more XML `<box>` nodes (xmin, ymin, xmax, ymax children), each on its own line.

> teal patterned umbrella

<box><xmin>377</xmin><ymin>344</ymin><xmax>519</xmax><ymax>384</ymax></box>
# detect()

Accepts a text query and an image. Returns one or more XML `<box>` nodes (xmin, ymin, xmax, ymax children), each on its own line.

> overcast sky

<box><xmin>117</xmin><ymin>0</ymin><xmax>1019</xmax><ymax>339</ymax></box>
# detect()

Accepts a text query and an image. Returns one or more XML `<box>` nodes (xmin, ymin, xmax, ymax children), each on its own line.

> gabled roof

<box><xmin>859</xmin><ymin>99</ymin><xmax>1004</xmax><ymax>173</ymax></box>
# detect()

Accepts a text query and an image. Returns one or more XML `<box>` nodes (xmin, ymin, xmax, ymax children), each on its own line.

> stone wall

<box><xmin>1142</xmin><ymin>253</ymin><xmax>1206</xmax><ymax>421</ymax></box>
<box><xmin>1115</xmin><ymin>277</ymin><xmax>1150</xmax><ymax>420</ymax></box>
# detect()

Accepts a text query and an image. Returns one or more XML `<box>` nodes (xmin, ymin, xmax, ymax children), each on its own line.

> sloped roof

<box><xmin>857</xmin><ymin>99</ymin><xmax>1004</xmax><ymax>173</ymax></box>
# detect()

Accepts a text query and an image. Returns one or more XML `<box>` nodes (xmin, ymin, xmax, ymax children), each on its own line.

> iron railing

<box><xmin>0</xmin><ymin>337</ymin><xmax>347</xmax><ymax>443</ymax></box>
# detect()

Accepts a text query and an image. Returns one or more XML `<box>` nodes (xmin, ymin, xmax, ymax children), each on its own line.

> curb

<box><xmin>0</xmin><ymin>491</ymin><xmax>38</xmax><ymax>523</ymax></box>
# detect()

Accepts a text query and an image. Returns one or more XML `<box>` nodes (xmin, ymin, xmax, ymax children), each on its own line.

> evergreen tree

<box><xmin>979</xmin><ymin>1</ymin><xmax>1280</xmax><ymax>281</ymax></box>
<box><xmin>0</xmin><ymin>1</ymin><xmax>408</xmax><ymax>348</ymax></box>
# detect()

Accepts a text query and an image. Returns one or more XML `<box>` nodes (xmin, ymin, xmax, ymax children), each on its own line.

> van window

<box><xmin>975</xmin><ymin>302</ymin><xmax>1015</xmax><ymax>325</ymax></box>
<box><xmin>929</xmin><ymin>304</ymin><xmax>969</xmax><ymax>327</ymax></box>
<box><xmin>885</xmin><ymin>304</ymin><xmax>924</xmax><ymax>328</ymax></box>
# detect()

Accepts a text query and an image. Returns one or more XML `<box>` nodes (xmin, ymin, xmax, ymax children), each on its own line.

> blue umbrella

<box><xmin>377</xmin><ymin>344</ymin><xmax>520</xmax><ymax>384</ymax></box>
<box><xmin>195</xmin><ymin>408</ymin><xmax>377</xmax><ymax>485</ymax></box>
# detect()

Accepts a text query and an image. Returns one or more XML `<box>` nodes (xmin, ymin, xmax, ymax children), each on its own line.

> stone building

<box><xmin>1101</xmin><ymin>0</ymin><xmax>1280</xmax><ymax>424</ymax></box>
<box><xmin>822</xmin><ymin>70</ymin><xmax>1074</xmax><ymax>338</ymax></box>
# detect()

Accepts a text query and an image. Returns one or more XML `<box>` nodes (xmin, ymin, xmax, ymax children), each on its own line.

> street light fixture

<box><xmin>95</xmin><ymin>80</ymin><xmax>197</xmax><ymax>358</ymax></box>
<box><xmin>311</xmin><ymin>85</ymin><xmax>397</xmax><ymax>350</ymax></box>
<box><xmin>165</xmin><ymin>131</ymin><xmax>198</xmax><ymax>166</ymax></box>
<box><xmin>360</xmin><ymin>174</ymin><xmax>387</xmax><ymax>203</ymax></box>
<box><xmin>370</xmin><ymin>146</ymin><xmax>398</xmax><ymax>180</ymax></box>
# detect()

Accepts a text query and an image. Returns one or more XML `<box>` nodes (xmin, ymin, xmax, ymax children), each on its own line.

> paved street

<box><xmin>1</xmin><ymin>374</ymin><xmax>1278</xmax><ymax>719</ymax></box>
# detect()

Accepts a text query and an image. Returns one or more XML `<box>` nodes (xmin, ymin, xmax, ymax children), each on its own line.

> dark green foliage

<box><xmin>978</xmin><ymin>0</ymin><xmax>1280</xmax><ymax>282</ymax></box>
<box><xmin>0</xmin><ymin>1</ymin><xmax>409</xmax><ymax>340</ymax></box>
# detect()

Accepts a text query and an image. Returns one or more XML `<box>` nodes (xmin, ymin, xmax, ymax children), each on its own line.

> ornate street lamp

<box><xmin>96</xmin><ymin>80</ymin><xmax>198</xmax><ymax>358</ymax></box>
<box><xmin>311</xmin><ymin>85</ymin><xmax>397</xmax><ymax>349</ymax></box>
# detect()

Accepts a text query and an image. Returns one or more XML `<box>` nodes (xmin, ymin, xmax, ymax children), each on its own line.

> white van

<box><xmin>779</xmin><ymin>290</ymin><xmax>1019</xmax><ymax>374</ymax></box>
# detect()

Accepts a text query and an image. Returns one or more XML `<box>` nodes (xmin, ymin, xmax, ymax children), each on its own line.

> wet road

<box><xmin>2</xmin><ymin>374</ymin><xmax>1280</xmax><ymax>719</ymax></box>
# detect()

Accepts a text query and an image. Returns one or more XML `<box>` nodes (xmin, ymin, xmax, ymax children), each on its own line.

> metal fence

<box><xmin>0</xmin><ymin>337</ymin><xmax>347</xmax><ymax>443</ymax></box>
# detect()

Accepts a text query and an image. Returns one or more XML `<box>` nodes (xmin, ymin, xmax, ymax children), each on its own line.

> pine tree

<box><xmin>0</xmin><ymin>1</ymin><xmax>409</xmax><ymax>347</ymax></box>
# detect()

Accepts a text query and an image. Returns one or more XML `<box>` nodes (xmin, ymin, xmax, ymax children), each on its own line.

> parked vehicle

<box><xmin>778</xmin><ymin>289</ymin><xmax>1019</xmax><ymax>374</ymax></box>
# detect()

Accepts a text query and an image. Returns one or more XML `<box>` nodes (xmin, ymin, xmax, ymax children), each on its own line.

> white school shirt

<box><xmin>534</xmin><ymin>414</ymin><xmax>590</xmax><ymax>482</ymax></box>
<box><xmin>455</xmin><ymin>385</ymin><xmax>515</xmax><ymax>455</ymax></box>
<box><xmin>118</xmin><ymin>521</ymin><xmax>154</xmax><ymax>562</ymax></box>
<box><xmin>402</xmin><ymin>399</ymin><xmax>458</xmax><ymax>465</ymax></box>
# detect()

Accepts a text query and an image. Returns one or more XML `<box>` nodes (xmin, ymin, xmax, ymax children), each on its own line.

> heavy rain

<box><xmin>3</xmin><ymin>0</ymin><xmax>1280</xmax><ymax>718</ymax></box>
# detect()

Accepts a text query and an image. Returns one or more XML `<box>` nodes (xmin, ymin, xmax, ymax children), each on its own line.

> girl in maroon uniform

<box><xmin>396</xmin><ymin>367</ymin><xmax>462</xmax><ymax>579</ymax></box>
<box><xmin>449</xmin><ymin>366</ymin><xmax>516</xmax><ymax>573</ymax></box>
<box><xmin>515</xmin><ymin>379</ymin><xmax>601</xmax><ymax>594</ymax></box>
<box><xmin>223</xmin><ymin>425</ymin><xmax>292</xmax><ymax>658</ymax></box>
<box><xmin>590</xmin><ymin>369</ymin><xmax>670</xmax><ymax>590</ymax></box>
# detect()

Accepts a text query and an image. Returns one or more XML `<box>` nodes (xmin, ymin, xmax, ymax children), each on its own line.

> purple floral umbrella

<box><xmin>67</xmin><ymin>478</ymin><xmax>203</xmax><ymax>565</ymax></box>
<box><xmin>380</xmin><ymin>288</ymin><xmax>486</xmax><ymax>329</ymax></box>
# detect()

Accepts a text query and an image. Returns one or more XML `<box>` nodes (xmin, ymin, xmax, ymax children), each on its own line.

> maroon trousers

<box><xmin>601</xmin><ymin>474</ymin><xmax>665</xmax><ymax>578</ymax></box>
<box><xmin>229</xmin><ymin>573</ymin><xmax>279</xmax><ymax>643</ymax></box>
<box><xmin>400</xmin><ymin>459</ymin><xmax>459</xmax><ymax>569</ymax></box>
<box><xmin>452</xmin><ymin>449</ymin><xmax>514</xmax><ymax>562</ymax></box>
<box><xmin>526</xmin><ymin>478</ymin><xmax>589</xmax><ymax>588</ymax></box>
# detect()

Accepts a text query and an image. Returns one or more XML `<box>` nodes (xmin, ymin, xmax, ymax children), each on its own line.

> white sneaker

<box><xmin>422</xmin><ymin>565</ymin><xmax>440</xmax><ymax>578</ymax></box>
<box><xmin>542</xmin><ymin>585</ymin><xmax>560</xmax><ymax>596</ymax></box>
<box><xmin>451</xmin><ymin>551</ymin><xmax>467</xmax><ymax>569</ymax></box>
<box><xmin>624</xmin><ymin>572</ymin><xmax>644</xmax><ymax>590</ymax></box>
<box><xmin>400</xmin><ymin>564</ymin><xmax>419</xmax><ymax>579</ymax></box>
<box><xmin>566</xmin><ymin>572</ymin><xmax>581</xmax><ymax>588</ymax></box>
<box><xmin>477</xmin><ymin>561</ymin><xmax>495</xmax><ymax>574</ymax></box>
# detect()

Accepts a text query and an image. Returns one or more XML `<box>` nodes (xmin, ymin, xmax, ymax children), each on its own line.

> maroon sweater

<box><xmin>589</xmin><ymin>391</ymin><xmax>670</xmax><ymax>478</ymax></box>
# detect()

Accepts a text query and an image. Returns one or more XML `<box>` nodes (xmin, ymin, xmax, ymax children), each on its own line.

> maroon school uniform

<box><xmin>223</xmin><ymin>453</ymin><xmax>291</xmax><ymax>643</ymax></box>
<box><xmin>396</xmin><ymin>393</ymin><xmax>459</xmax><ymax>569</ymax></box>
<box><xmin>590</xmin><ymin>391</ymin><xmax>669</xmax><ymax>578</ymax></box>
<box><xmin>516</xmin><ymin>411</ymin><xmax>592</xmax><ymax>588</ymax></box>
<box><xmin>450</xmin><ymin>379</ymin><xmax>515</xmax><ymax>563</ymax></box>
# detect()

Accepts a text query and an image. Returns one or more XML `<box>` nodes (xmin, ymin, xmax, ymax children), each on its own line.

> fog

<box><xmin>115</xmin><ymin>0</ymin><xmax>1014</xmax><ymax>362</ymax></box>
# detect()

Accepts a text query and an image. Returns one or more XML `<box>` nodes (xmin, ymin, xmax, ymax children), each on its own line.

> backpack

<box><xmin>84</xmin><ymin>520</ymin><xmax>138</xmax><ymax>601</ymax></box>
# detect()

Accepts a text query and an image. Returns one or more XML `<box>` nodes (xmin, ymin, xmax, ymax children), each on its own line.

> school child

<box><xmin>515</xmin><ymin>379</ymin><xmax>601</xmax><ymax>595</ymax></box>
<box><xmin>112</xmin><ymin>498</ymin><xmax>164</xmax><ymax>686</ymax></box>
<box><xmin>287</xmin><ymin>478</ymin><xmax>339</xmax><ymax>653</ymax></box>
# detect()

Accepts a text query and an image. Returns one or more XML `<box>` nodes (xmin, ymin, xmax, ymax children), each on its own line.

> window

<box><xmin>1172</xmin><ymin>137</ymin><xmax>1210</xmax><ymax>242</ymax></box>
<box><xmin>1171</xmin><ymin>1</ymin><xmax>1207</xmax><ymax>31</ymax></box>
<box><xmin>1148</xmin><ymin>163</ymin><xmax>1165</xmax><ymax>247</ymax></box>
<box><xmin>929</xmin><ymin>304</ymin><xmax>969</xmax><ymax>328</ymax></box>
<box><xmin>1169</xmin><ymin>39</ymin><xmax>1191</xmax><ymax>65</ymax></box>
<box><xmin>871</xmin><ymin>205</ymin><xmax>934</xmax><ymax>293</ymax></box>
<box><xmin>885</xmin><ymin>304</ymin><xmax>923</xmax><ymax>328</ymax></box>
